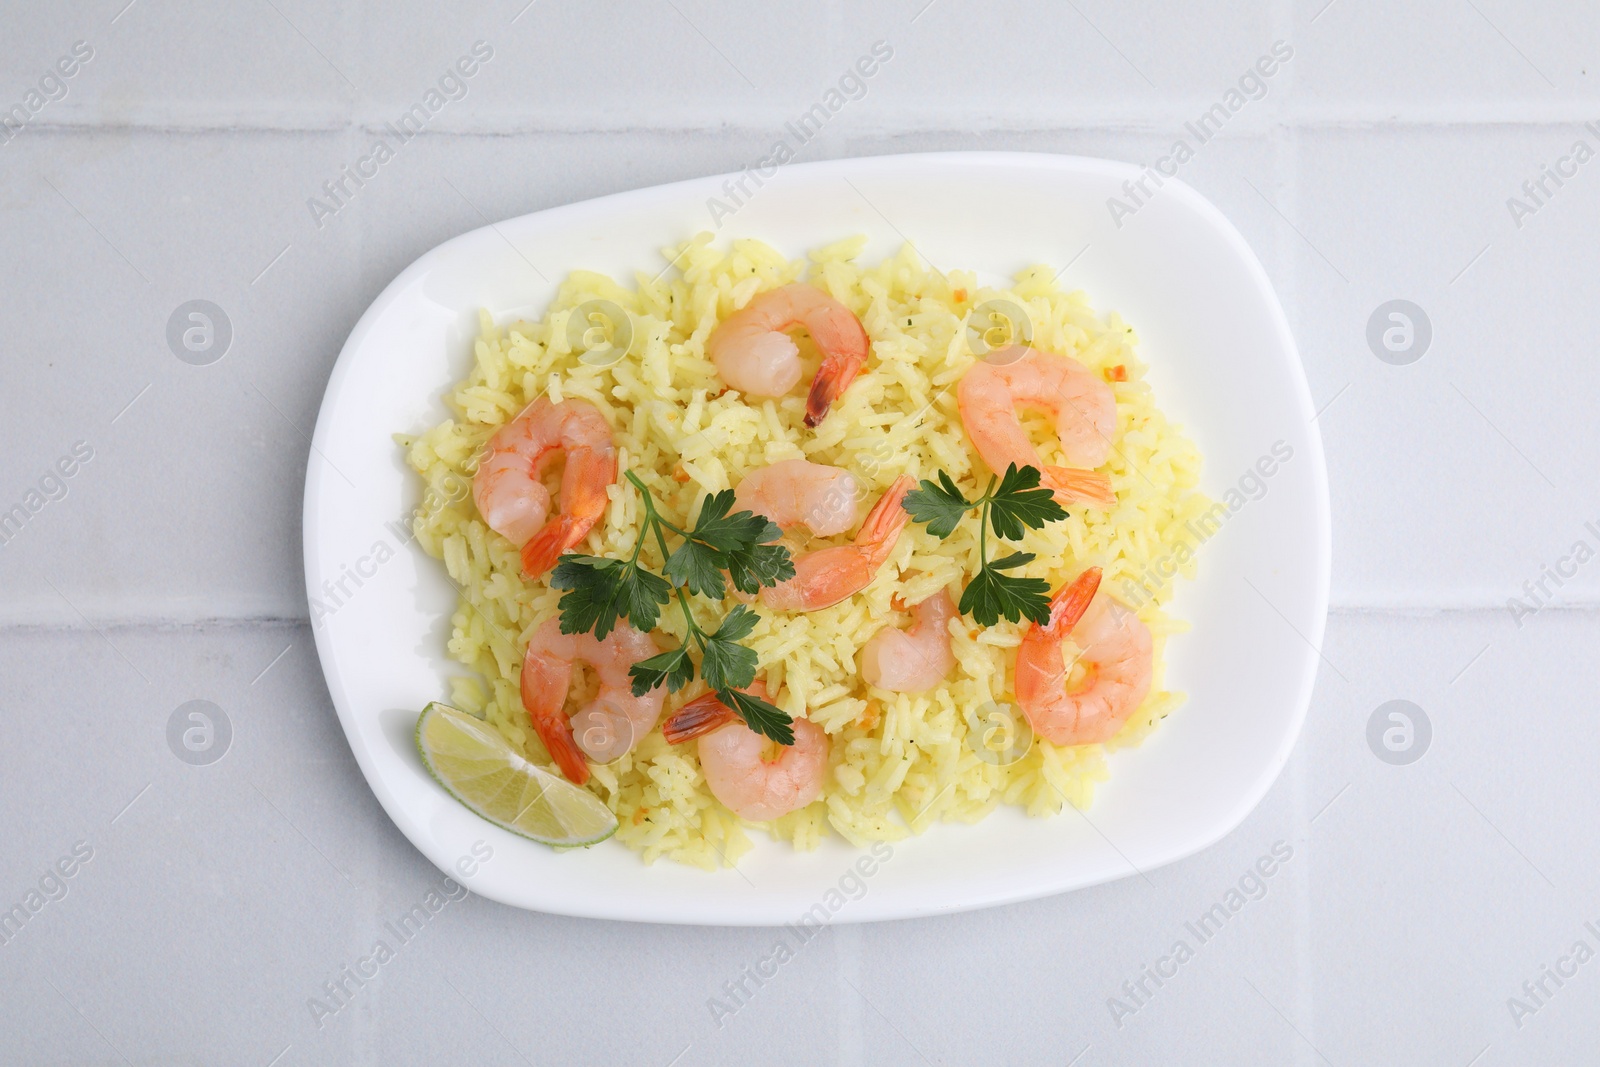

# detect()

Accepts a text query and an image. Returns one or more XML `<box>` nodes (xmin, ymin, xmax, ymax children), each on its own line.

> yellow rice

<box><xmin>398</xmin><ymin>234</ymin><xmax>1206</xmax><ymax>869</ymax></box>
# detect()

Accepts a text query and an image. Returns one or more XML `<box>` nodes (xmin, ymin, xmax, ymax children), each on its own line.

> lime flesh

<box><xmin>414</xmin><ymin>702</ymin><xmax>617</xmax><ymax>848</ymax></box>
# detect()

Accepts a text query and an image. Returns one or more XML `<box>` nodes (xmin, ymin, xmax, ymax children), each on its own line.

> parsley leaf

<box><xmin>685</xmin><ymin>489</ymin><xmax>769</xmax><ymax>553</ymax></box>
<box><xmin>630</xmin><ymin>646</ymin><xmax>694</xmax><ymax>696</ymax></box>
<box><xmin>700</xmin><ymin>605</ymin><xmax>761</xmax><ymax>692</ymax></box>
<box><xmin>899</xmin><ymin>464</ymin><xmax>1071</xmax><ymax>627</ymax></box>
<box><xmin>987</xmin><ymin>464</ymin><xmax>1068</xmax><ymax>541</ymax></box>
<box><xmin>551</xmin><ymin>555</ymin><xmax>671</xmax><ymax>638</ymax></box>
<box><xmin>663</xmin><ymin>538</ymin><xmax>727</xmax><ymax>599</ymax></box>
<box><xmin>710</xmin><ymin>602</ymin><xmax>760</xmax><ymax>642</ymax></box>
<box><xmin>702</xmin><ymin>640</ymin><xmax>759</xmax><ymax>693</ymax></box>
<box><xmin>902</xmin><ymin>470</ymin><xmax>973</xmax><ymax>538</ymax></box>
<box><xmin>550</xmin><ymin>474</ymin><xmax>798</xmax><ymax>742</ymax></box>
<box><xmin>664</xmin><ymin>492</ymin><xmax>791</xmax><ymax>599</ymax></box>
<box><xmin>724</xmin><ymin>518</ymin><xmax>794</xmax><ymax>594</ymax></box>
<box><xmin>960</xmin><ymin>566</ymin><xmax>1053</xmax><ymax>626</ymax></box>
<box><xmin>719</xmin><ymin>687</ymin><xmax>796</xmax><ymax>746</ymax></box>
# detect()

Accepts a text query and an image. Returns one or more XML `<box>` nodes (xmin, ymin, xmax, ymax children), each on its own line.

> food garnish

<box><xmin>551</xmin><ymin>471</ymin><xmax>798</xmax><ymax>745</ymax></box>
<box><xmin>415</xmin><ymin>702</ymin><xmax>619</xmax><ymax>847</ymax></box>
<box><xmin>902</xmin><ymin>463</ymin><xmax>1069</xmax><ymax>626</ymax></box>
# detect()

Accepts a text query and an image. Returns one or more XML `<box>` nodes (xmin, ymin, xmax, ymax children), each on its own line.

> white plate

<box><xmin>304</xmin><ymin>151</ymin><xmax>1329</xmax><ymax>925</ymax></box>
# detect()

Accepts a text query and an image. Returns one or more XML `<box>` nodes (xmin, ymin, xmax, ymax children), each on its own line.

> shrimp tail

<box><xmin>804</xmin><ymin>351</ymin><xmax>865</xmax><ymax>427</ymax></box>
<box><xmin>531</xmin><ymin>713</ymin><xmax>591</xmax><ymax>785</ymax></box>
<box><xmin>661</xmin><ymin>691</ymin><xmax>738</xmax><ymax>745</ymax></box>
<box><xmin>1044</xmin><ymin>465</ymin><xmax>1116</xmax><ymax>510</ymax></box>
<box><xmin>1044</xmin><ymin>567</ymin><xmax>1102</xmax><ymax>636</ymax></box>
<box><xmin>520</xmin><ymin>516</ymin><xmax>582</xmax><ymax>577</ymax></box>
<box><xmin>859</xmin><ymin>475</ymin><xmax>914</xmax><ymax>549</ymax></box>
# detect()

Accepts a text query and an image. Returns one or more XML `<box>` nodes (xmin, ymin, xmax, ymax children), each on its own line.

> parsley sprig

<box><xmin>902</xmin><ymin>463</ymin><xmax>1069</xmax><ymax>626</ymax></box>
<box><xmin>550</xmin><ymin>471</ymin><xmax>797</xmax><ymax>745</ymax></box>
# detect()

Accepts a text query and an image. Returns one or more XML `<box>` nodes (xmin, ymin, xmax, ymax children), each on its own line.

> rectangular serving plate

<box><xmin>304</xmin><ymin>151</ymin><xmax>1329</xmax><ymax>925</ymax></box>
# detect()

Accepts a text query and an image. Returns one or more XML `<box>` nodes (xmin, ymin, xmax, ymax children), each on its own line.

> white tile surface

<box><xmin>1293</xmin><ymin>125</ymin><xmax>1600</xmax><ymax>606</ymax></box>
<box><xmin>1292</xmin><ymin>0</ymin><xmax>1600</xmax><ymax>114</ymax></box>
<box><xmin>5</xmin><ymin>0</ymin><xmax>1600</xmax><ymax>1062</ymax></box>
<box><xmin>6</xmin><ymin>615</ymin><xmax>1593</xmax><ymax>1064</ymax></box>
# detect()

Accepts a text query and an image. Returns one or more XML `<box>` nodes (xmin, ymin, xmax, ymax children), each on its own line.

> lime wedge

<box><xmin>414</xmin><ymin>702</ymin><xmax>618</xmax><ymax>848</ymax></box>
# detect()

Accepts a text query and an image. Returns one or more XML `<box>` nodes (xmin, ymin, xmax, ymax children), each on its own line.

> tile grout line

<box><xmin>18</xmin><ymin>107</ymin><xmax>1600</xmax><ymax>137</ymax></box>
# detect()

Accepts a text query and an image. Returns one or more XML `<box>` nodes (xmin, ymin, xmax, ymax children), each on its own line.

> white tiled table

<box><xmin>3</xmin><ymin>2</ymin><xmax>1596</xmax><ymax>1063</ymax></box>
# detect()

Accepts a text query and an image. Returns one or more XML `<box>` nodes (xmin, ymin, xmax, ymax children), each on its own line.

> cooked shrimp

<box><xmin>707</xmin><ymin>283</ymin><xmax>870</xmax><ymax>426</ymax></box>
<box><xmin>661</xmin><ymin>683</ymin><xmax>829</xmax><ymax>821</ymax></box>
<box><xmin>860</xmin><ymin>589</ymin><xmax>957</xmax><ymax>693</ymax></box>
<box><xmin>661</xmin><ymin>680</ymin><xmax>774</xmax><ymax>744</ymax></box>
<box><xmin>1014</xmin><ymin>567</ymin><xmax>1153</xmax><ymax>746</ymax></box>
<box><xmin>734</xmin><ymin>458</ymin><xmax>860</xmax><ymax>536</ymax></box>
<box><xmin>760</xmin><ymin>475</ymin><xmax>913</xmax><ymax>611</ymax></box>
<box><xmin>473</xmin><ymin>396</ymin><xmax>617</xmax><ymax>577</ymax></box>
<box><xmin>520</xmin><ymin>618</ymin><xmax>665</xmax><ymax>785</ymax></box>
<box><xmin>956</xmin><ymin>345</ymin><xmax>1117</xmax><ymax>508</ymax></box>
